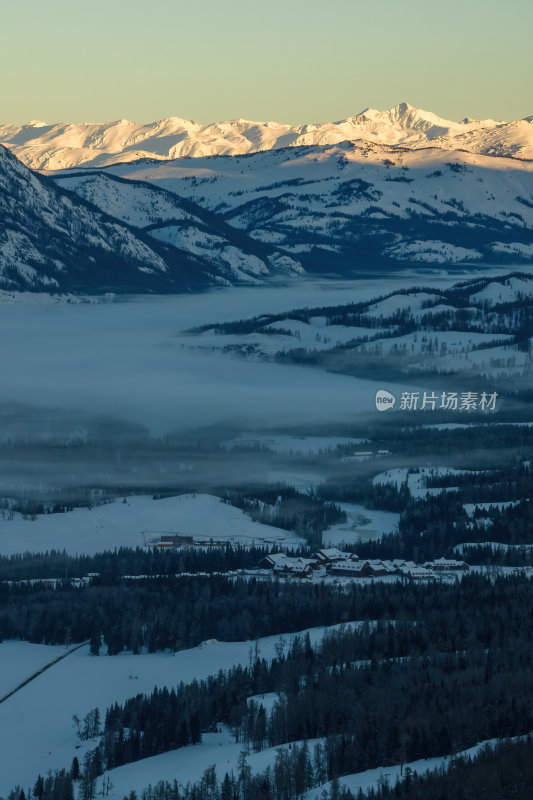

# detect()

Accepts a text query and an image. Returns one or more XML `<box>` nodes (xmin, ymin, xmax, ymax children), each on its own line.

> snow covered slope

<box><xmin>97</xmin><ymin>141</ymin><xmax>533</xmax><ymax>270</ymax></box>
<box><xmin>0</xmin><ymin>623</ymin><xmax>354</xmax><ymax>795</ymax></box>
<box><xmin>0</xmin><ymin>494</ymin><xmax>304</xmax><ymax>556</ymax></box>
<box><xmin>188</xmin><ymin>272</ymin><xmax>533</xmax><ymax>381</ymax></box>
<box><xmin>0</xmin><ymin>145</ymin><xmax>221</xmax><ymax>292</ymax></box>
<box><xmin>2</xmin><ymin>103</ymin><xmax>531</xmax><ymax>170</ymax></box>
<box><xmin>432</xmin><ymin>117</ymin><xmax>533</xmax><ymax>160</ymax></box>
<box><xmin>5</xmin><ymin>110</ymin><xmax>533</xmax><ymax>286</ymax></box>
<box><xmin>52</xmin><ymin>170</ymin><xmax>302</xmax><ymax>283</ymax></box>
<box><xmin>0</xmin><ymin>147</ymin><xmax>300</xmax><ymax>291</ymax></box>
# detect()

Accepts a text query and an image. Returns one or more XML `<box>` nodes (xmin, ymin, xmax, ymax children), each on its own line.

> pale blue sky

<box><xmin>2</xmin><ymin>0</ymin><xmax>532</xmax><ymax>124</ymax></box>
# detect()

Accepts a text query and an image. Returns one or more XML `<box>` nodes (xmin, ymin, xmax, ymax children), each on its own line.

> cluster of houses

<box><xmin>258</xmin><ymin>548</ymin><xmax>469</xmax><ymax>581</ymax></box>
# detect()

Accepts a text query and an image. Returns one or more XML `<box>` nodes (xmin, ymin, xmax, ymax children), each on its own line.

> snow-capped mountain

<box><xmin>90</xmin><ymin>139</ymin><xmax>533</xmax><ymax>269</ymax></box>
<box><xmin>0</xmin><ymin>146</ymin><xmax>300</xmax><ymax>292</ymax></box>
<box><xmin>2</xmin><ymin>103</ymin><xmax>532</xmax><ymax>170</ymax></box>
<box><xmin>52</xmin><ymin>170</ymin><xmax>302</xmax><ymax>283</ymax></box>
<box><xmin>4</xmin><ymin>101</ymin><xmax>533</xmax><ymax>293</ymax></box>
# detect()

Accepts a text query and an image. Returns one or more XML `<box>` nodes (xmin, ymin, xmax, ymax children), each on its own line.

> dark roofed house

<box><xmin>258</xmin><ymin>553</ymin><xmax>291</xmax><ymax>570</ymax></box>
<box><xmin>273</xmin><ymin>557</ymin><xmax>326</xmax><ymax>579</ymax></box>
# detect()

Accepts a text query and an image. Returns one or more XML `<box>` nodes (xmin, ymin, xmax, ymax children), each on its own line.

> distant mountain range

<box><xmin>1</xmin><ymin>103</ymin><xmax>533</xmax><ymax>170</ymax></box>
<box><xmin>2</xmin><ymin>103</ymin><xmax>533</xmax><ymax>293</ymax></box>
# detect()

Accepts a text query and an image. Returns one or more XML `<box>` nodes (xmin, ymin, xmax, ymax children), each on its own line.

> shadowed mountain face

<box><xmin>93</xmin><ymin>140</ymin><xmax>533</xmax><ymax>272</ymax></box>
<box><xmin>4</xmin><ymin>119</ymin><xmax>533</xmax><ymax>294</ymax></box>
<box><xmin>0</xmin><ymin>145</ymin><xmax>215</xmax><ymax>293</ymax></box>
<box><xmin>0</xmin><ymin>146</ymin><xmax>301</xmax><ymax>293</ymax></box>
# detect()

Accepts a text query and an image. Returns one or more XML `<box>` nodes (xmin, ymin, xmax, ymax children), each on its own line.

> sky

<box><xmin>1</xmin><ymin>0</ymin><xmax>532</xmax><ymax>125</ymax></box>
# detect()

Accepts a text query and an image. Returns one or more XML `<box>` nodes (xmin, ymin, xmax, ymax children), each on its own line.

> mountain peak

<box><xmin>355</xmin><ymin>103</ymin><xmax>435</xmax><ymax>123</ymax></box>
<box><xmin>392</xmin><ymin>101</ymin><xmax>416</xmax><ymax>114</ymax></box>
<box><xmin>2</xmin><ymin>106</ymin><xmax>532</xmax><ymax>170</ymax></box>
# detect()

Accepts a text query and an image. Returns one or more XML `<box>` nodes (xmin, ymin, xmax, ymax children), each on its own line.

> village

<box><xmin>257</xmin><ymin>548</ymin><xmax>470</xmax><ymax>581</ymax></box>
<box><xmin>144</xmin><ymin>533</ymin><xmax>472</xmax><ymax>582</ymax></box>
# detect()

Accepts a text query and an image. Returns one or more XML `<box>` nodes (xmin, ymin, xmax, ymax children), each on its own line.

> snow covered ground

<box><xmin>3</xmin><ymin>628</ymin><xmax>519</xmax><ymax>800</ymax></box>
<box><xmin>373</xmin><ymin>467</ymin><xmax>484</xmax><ymax>499</ymax></box>
<box><xmin>34</xmin><ymin>695</ymin><xmax>525</xmax><ymax>800</ymax></box>
<box><xmin>0</xmin><ymin>641</ymin><xmax>67</xmax><ymax>697</ymax></box>
<box><xmin>355</xmin><ymin>330</ymin><xmax>513</xmax><ymax>355</ymax></box>
<box><xmin>455</xmin><ymin>541</ymin><xmax>533</xmax><ymax>554</ymax></box>
<box><xmin>0</xmin><ymin>622</ymin><xmax>363</xmax><ymax>795</ymax></box>
<box><xmin>304</xmin><ymin>736</ymin><xmax>530</xmax><ymax>799</ymax></box>
<box><xmin>463</xmin><ymin>500</ymin><xmax>521</xmax><ymax>516</ymax></box>
<box><xmin>0</xmin><ymin>494</ymin><xmax>303</xmax><ymax>556</ymax></box>
<box><xmin>103</xmin><ymin>730</ymin><xmax>323</xmax><ymax>797</ymax></box>
<box><xmin>193</xmin><ymin>320</ymin><xmax>386</xmax><ymax>357</ymax></box>
<box><xmin>98</xmin><ymin>144</ymin><xmax>533</xmax><ymax>269</ymax></box>
<box><xmin>364</xmin><ymin>292</ymin><xmax>444</xmax><ymax>318</ymax></box>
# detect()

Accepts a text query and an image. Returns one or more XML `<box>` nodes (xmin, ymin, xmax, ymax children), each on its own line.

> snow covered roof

<box><xmin>425</xmin><ymin>557</ymin><xmax>469</xmax><ymax>568</ymax></box>
<box><xmin>330</xmin><ymin>561</ymin><xmax>367</xmax><ymax>572</ymax></box>
<box><xmin>314</xmin><ymin>548</ymin><xmax>350</xmax><ymax>560</ymax></box>
<box><xmin>365</xmin><ymin>559</ymin><xmax>397</xmax><ymax>572</ymax></box>
<box><xmin>400</xmin><ymin>566</ymin><xmax>434</xmax><ymax>578</ymax></box>
<box><xmin>266</xmin><ymin>552</ymin><xmax>290</xmax><ymax>565</ymax></box>
<box><xmin>290</xmin><ymin>562</ymin><xmax>314</xmax><ymax>573</ymax></box>
<box><xmin>273</xmin><ymin>556</ymin><xmax>319</xmax><ymax>572</ymax></box>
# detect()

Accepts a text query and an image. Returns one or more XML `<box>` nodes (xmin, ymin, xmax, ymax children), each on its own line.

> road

<box><xmin>0</xmin><ymin>640</ymin><xmax>90</xmax><ymax>706</ymax></box>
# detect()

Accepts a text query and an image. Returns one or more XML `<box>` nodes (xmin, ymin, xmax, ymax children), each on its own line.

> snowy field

<box><xmin>1</xmin><ymin>631</ymin><xmax>519</xmax><ymax>800</ymax></box>
<box><xmin>0</xmin><ymin>493</ymin><xmax>303</xmax><ymax>556</ymax></box>
<box><xmin>0</xmin><ymin>641</ymin><xmax>67</xmax><ymax>697</ymax></box>
<box><xmin>104</xmin><ymin>730</ymin><xmax>323</xmax><ymax>797</ymax></box>
<box><xmin>0</xmin><ymin>622</ymin><xmax>363</xmax><ymax>795</ymax></box>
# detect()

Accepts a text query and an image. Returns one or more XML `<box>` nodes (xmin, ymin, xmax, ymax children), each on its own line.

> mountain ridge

<box><xmin>0</xmin><ymin>145</ymin><xmax>301</xmax><ymax>293</ymax></box>
<box><xmin>2</xmin><ymin>103</ymin><xmax>532</xmax><ymax>171</ymax></box>
<box><xmin>89</xmin><ymin>138</ymin><xmax>533</xmax><ymax>271</ymax></box>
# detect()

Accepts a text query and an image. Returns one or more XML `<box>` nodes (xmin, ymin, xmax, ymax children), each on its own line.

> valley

<box><xmin>2</xmin><ymin>114</ymin><xmax>533</xmax><ymax>800</ymax></box>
